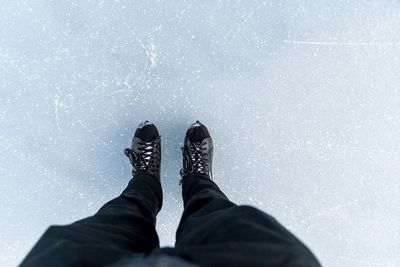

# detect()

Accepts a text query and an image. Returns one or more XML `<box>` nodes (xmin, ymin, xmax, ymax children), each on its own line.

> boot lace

<box><xmin>124</xmin><ymin>138</ymin><xmax>160</xmax><ymax>176</ymax></box>
<box><xmin>180</xmin><ymin>140</ymin><xmax>212</xmax><ymax>184</ymax></box>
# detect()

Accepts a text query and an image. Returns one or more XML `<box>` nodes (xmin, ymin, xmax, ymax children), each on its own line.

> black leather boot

<box><xmin>180</xmin><ymin>121</ymin><xmax>213</xmax><ymax>184</ymax></box>
<box><xmin>124</xmin><ymin>121</ymin><xmax>161</xmax><ymax>181</ymax></box>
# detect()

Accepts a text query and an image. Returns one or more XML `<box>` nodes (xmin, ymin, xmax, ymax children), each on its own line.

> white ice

<box><xmin>1</xmin><ymin>1</ymin><xmax>400</xmax><ymax>266</ymax></box>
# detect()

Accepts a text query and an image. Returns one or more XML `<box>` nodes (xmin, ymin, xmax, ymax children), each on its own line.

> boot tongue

<box><xmin>134</xmin><ymin>122</ymin><xmax>159</xmax><ymax>142</ymax></box>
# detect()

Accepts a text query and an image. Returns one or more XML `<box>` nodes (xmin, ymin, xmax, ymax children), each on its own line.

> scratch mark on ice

<box><xmin>325</xmin><ymin>254</ymin><xmax>382</xmax><ymax>266</ymax></box>
<box><xmin>290</xmin><ymin>196</ymin><xmax>369</xmax><ymax>230</ymax></box>
<box><xmin>166</xmin><ymin>192</ymin><xmax>181</xmax><ymax>205</ymax></box>
<box><xmin>0</xmin><ymin>135</ymin><xmax>62</xmax><ymax>185</ymax></box>
<box><xmin>150</xmin><ymin>4</ymin><xmax>193</xmax><ymax>34</ymax></box>
<box><xmin>284</xmin><ymin>40</ymin><xmax>400</xmax><ymax>47</ymax></box>
<box><xmin>76</xmin><ymin>120</ymin><xmax>92</xmax><ymax>134</ymax></box>
<box><xmin>147</xmin><ymin>36</ymin><xmax>158</xmax><ymax>68</ymax></box>
<box><xmin>54</xmin><ymin>96</ymin><xmax>64</xmax><ymax>134</ymax></box>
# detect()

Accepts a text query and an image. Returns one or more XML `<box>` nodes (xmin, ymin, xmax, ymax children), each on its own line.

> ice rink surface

<box><xmin>1</xmin><ymin>1</ymin><xmax>400</xmax><ymax>266</ymax></box>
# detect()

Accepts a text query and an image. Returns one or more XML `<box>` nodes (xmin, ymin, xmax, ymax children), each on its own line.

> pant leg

<box><xmin>19</xmin><ymin>173</ymin><xmax>163</xmax><ymax>267</ymax></box>
<box><xmin>162</xmin><ymin>174</ymin><xmax>321</xmax><ymax>267</ymax></box>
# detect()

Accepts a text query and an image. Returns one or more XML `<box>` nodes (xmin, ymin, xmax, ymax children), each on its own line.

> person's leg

<box><xmin>20</xmin><ymin>121</ymin><xmax>163</xmax><ymax>267</ymax></box>
<box><xmin>176</xmin><ymin>173</ymin><xmax>235</xmax><ymax>245</ymax></box>
<box><xmin>170</xmin><ymin>174</ymin><xmax>321</xmax><ymax>267</ymax></box>
<box><xmin>20</xmin><ymin>173</ymin><xmax>162</xmax><ymax>267</ymax></box>
<box><xmin>159</xmin><ymin>121</ymin><xmax>320</xmax><ymax>266</ymax></box>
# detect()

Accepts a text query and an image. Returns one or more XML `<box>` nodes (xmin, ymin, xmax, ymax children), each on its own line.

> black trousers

<box><xmin>20</xmin><ymin>174</ymin><xmax>321</xmax><ymax>267</ymax></box>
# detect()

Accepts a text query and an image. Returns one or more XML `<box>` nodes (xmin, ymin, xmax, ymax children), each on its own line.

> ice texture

<box><xmin>1</xmin><ymin>1</ymin><xmax>400</xmax><ymax>266</ymax></box>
